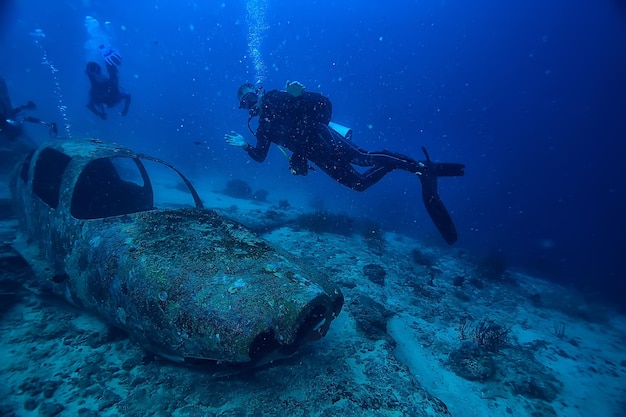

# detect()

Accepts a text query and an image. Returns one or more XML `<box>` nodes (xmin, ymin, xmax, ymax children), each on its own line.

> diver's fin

<box><xmin>418</xmin><ymin>146</ymin><xmax>461</xmax><ymax>244</ymax></box>
<box><xmin>420</xmin><ymin>147</ymin><xmax>465</xmax><ymax>177</ymax></box>
<box><xmin>419</xmin><ymin>173</ymin><xmax>458</xmax><ymax>244</ymax></box>
<box><xmin>432</xmin><ymin>162</ymin><xmax>465</xmax><ymax>177</ymax></box>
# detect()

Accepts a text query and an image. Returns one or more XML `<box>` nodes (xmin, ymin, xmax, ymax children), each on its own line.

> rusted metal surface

<box><xmin>10</xmin><ymin>138</ymin><xmax>343</xmax><ymax>364</ymax></box>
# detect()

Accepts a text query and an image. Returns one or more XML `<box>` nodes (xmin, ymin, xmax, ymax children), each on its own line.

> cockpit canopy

<box><xmin>18</xmin><ymin>139</ymin><xmax>202</xmax><ymax>219</ymax></box>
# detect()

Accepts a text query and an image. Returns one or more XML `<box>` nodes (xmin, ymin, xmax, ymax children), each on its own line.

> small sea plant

<box><xmin>457</xmin><ymin>316</ymin><xmax>511</xmax><ymax>353</ymax></box>
<box><xmin>223</xmin><ymin>179</ymin><xmax>252</xmax><ymax>199</ymax></box>
<box><xmin>552</xmin><ymin>321</ymin><xmax>566</xmax><ymax>339</ymax></box>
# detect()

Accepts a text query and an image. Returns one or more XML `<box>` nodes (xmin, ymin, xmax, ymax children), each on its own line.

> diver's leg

<box><xmin>318</xmin><ymin>124</ymin><xmax>465</xmax><ymax>177</ymax></box>
<box><xmin>87</xmin><ymin>101</ymin><xmax>106</xmax><ymax>120</ymax></box>
<box><xmin>314</xmin><ymin>126</ymin><xmax>426</xmax><ymax>188</ymax></box>
<box><xmin>314</xmin><ymin>125</ymin><xmax>421</xmax><ymax>173</ymax></box>
<box><xmin>352</xmin><ymin>149</ymin><xmax>423</xmax><ymax>173</ymax></box>
<box><xmin>320</xmin><ymin>126</ymin><xmax>424</xmax><ymax>174</ymax></box>
<box><xmin>315</xmin><ymin>161</ymin><xmax>390</xmax><ymax>192</ymax></box>
<box><xmin>348</xmin><ymin>143</ymin><xmax>465</xmax><ymax>178</ymax></box>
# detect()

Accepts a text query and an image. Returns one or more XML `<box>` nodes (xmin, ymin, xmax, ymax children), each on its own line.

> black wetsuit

<box><xmin>0</xmin><ymin>76</ymin><xmax>21</xmax><ymax>141</ymax></box>
<box><xmin>243</xmin><ymin>89</ymin><xmax>465</xmax><ymax>244</ymax></box>
<box><xmin>86</xmin><ymin>63</ymin><xmax>131</xmax><ymax>120</ymax></box>
<box><xmin>245</xmin><ymin>89</ymin><xmax>426</xmax><ymax>191</ymax></box>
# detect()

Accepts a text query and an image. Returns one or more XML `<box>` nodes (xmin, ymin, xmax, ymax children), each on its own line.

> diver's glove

<box><xmin>285</xmin><ymin>80</ymin><xmax>305</xmax><ymax>97</ymax></box>
<box><xmin>225</xmin><ymin>131</ymin><xmax>248</xmax><ymax>148</ymax></box>
<box><xmin>99</xmin><ymin>45</ymin><xmax>122</xmax><ymax>66</ymax></box>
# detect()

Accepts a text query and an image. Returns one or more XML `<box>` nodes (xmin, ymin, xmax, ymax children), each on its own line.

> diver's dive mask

<box><xmin>239</xmin><ymin>91</ymin><xmax>258</xmax><ymax>110</ymax></box>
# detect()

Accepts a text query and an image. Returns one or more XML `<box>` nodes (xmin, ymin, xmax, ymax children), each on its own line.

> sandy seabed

<box><xmin>1</xmin><ymin>178</ymin><xmax>625</xmax><ymax>417</ymax></box>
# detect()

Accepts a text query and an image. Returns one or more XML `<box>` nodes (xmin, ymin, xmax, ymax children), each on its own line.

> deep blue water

<box><xmin>2</xmin><ymin>0</ymin><xmax>625</xmax><ymax>305</ymax></box>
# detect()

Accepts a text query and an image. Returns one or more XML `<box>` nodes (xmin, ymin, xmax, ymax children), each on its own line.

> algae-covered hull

<box><xmin>11</xmin><ymin>138</ymin><xmax>343</xmax><ymax>364</ymax></box>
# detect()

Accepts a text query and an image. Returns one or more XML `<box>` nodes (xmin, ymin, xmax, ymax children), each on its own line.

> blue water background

<box><xmin>1</xmin><ymin>0</ymin><xmax>625</xmax><ymax>305</ymax></box>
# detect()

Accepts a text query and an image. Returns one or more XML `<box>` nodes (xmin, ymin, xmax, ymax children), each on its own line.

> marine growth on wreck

<box><xmin>10</xmin><ymin>138</ymin><xmax>344</xmax><ymax>366</ymax></box>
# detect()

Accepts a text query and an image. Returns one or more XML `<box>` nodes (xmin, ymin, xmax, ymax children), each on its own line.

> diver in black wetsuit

<box><xmin>1</xmin><ymin>76</ymin><xmax>57</xmax><ymax>142</ymax></box>
<box><xmin>85</xmin><ymin>46</ymin><xmax>131</xmax><ymax>120</ymax></box>
<box><xmin>1</xmin><ymin>76</ymin><xmax>57</xmax><ymax>174</ymax></box>
<box><xmin>225</xmin><ymin>81</ymin><xmax>465</xmax><ymax>244</ymax></box>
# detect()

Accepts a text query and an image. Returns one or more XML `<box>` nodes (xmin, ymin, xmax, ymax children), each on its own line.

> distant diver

<box><xmin>85</xmin><ymin>45</ymin><xmax>131</xmax><ymax>120</ymax></box>
<box><xmin>225</xmin><ymin>81</ymin><xmax>465</xmax><ymax>244</ymax></box>
<box><xmin>1</xmin><ymin>76</ymin><xmax>58</xmax><ymax>141</ymax></box>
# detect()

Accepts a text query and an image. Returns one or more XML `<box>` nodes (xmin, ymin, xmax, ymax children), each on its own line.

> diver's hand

<box><xmin>225</xmin><ymin>131</ymin><xmax>248</xmax><ymax>148</ymax></box>
<box><xmin>285</xmin><ymin>80</ymin><xmax>305</xmax><ymax>97</ymax></box>
<box><xmin>99</xmin><ymin>45</ymin><xmax>122</xmax><ymax>66</ymax></box>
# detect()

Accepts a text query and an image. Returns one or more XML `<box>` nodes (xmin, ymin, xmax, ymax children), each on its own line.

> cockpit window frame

<box><xmin>70</xmin><ymin>156</ymin><xmax>155</xmax><ymax>220</ymax></box>
<box><xmin>32</xmin><ymin>147</ymin><xmax>71</xmax><ymax>209</ymax></box>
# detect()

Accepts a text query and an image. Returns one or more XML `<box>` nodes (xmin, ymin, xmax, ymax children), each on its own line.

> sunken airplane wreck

<box><xmin>10</xmin><ymin>138</ymin><xmax>343</xmax><ymax>365</ymax></box>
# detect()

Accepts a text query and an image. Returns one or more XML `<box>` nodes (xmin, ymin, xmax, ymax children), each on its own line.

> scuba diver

<box><xmin>85</xmin><ymin>45</ymin><xmax>131</xmax><ymax>120</ymax></box>
<box><xmin>225</xmin><ymin>81</ymin><xmax>466</xmax><ymax>244</ymax></box>
<box><xmin>1</xmin><ymin>76</ymin><xmax>58</xmax><ymax>142</ymax></box>
<box><xmin>1</xmin><ymin>76</ymin><xmax>57</xmax><ymax>174</ymax></box>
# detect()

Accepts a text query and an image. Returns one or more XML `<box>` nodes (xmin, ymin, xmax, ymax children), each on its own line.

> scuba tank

<box><xmin>328</xmin><ymin>122</ymin><xmax>352</xmax><ymax>141</ymax></box>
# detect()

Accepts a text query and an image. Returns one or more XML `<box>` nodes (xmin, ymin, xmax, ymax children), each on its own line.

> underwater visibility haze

<box><xmin>2</xmin><ymin>0</ymin><xmax>625</xmax><ymax>302</ymax></box>
<box><xmin>1</xmin><ymin>0</ymin><xmax>625</xmax><ymax>301</ymax></box>
<box><xmin>2</xmin><ymin>1</ymin><xmax>626</xmax><ymax>416</ymax></box>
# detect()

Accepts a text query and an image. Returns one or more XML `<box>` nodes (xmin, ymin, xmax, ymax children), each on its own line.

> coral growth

<box><xmin>457</xmin><ymin>317</ymin><xmax>511</xmax><ymax>353</ymax></box>
<box><xmin>363</xmin><ymin>263</ymin><xmax>386</xmax><ymax>286</ymax></box>
<box><xmin>448</xmin><ymin>342</ymin><xmax>496</xmax><ymax>382</ymax></box>
<box><xmin>222</xmin><ymin>179</ymin><xmax>270</xmax><ymax>203</ymax></box>
<box><xmin>349</xmin><ymin>295</ymin><xmax>394</xmax><ymax>340</ymax></box>
<box><xmin>222</xmin><ymin>179</ymin><xmax>252</xmax><ymax>199</ymax></box>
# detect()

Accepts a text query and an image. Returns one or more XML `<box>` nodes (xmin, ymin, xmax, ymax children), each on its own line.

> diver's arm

<box><xmin>106</xmin><ymin>63</ymin><xmax>119</xmax><ymax>85</ymax></box>
<box><xmin>225</xmin><ymin>130</ymin><xmax>271</xmax><ymax>162</ymax></box>
<box><xmin>240</xmin><ymin>132</ymin><xmax>272</xmax><ymax>162</ymax></box>
<box><xmin>244</xmin><ymin>130</ymin><xmax>272</xmax><ymax>162</ymax></box>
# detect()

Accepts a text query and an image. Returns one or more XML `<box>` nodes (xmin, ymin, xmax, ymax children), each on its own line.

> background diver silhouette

<box><xmin>85</xmin><ymin>45</ymin><xmax>131</xmax><ymax>120</ymax></box>
<box><xmin>1</xmin><ymin>75</ymin><xmax>57</xmax><ymax>142</ymax></box>
<box><xmin>226</xmin><ymin>81</ymin><xmax>466</xmax><ymax>244</ymax></box>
